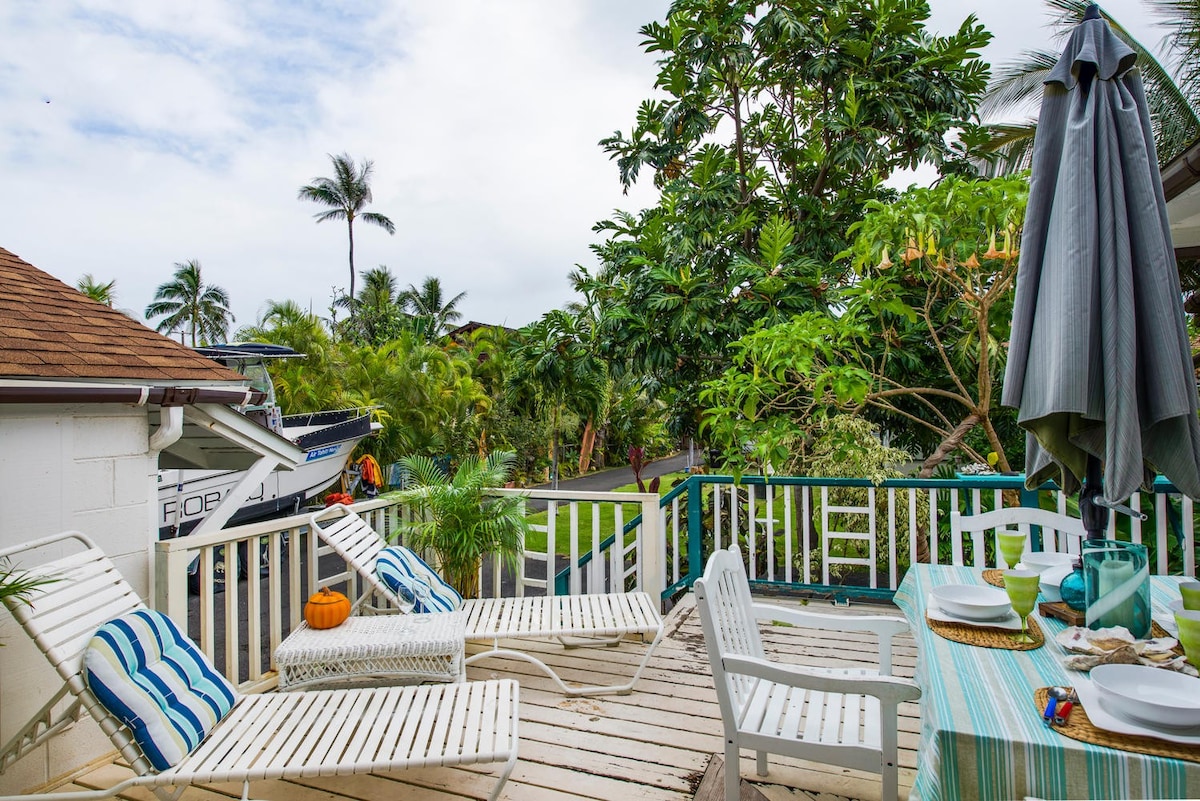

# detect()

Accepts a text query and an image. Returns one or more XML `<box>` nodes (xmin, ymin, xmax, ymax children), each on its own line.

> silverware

<box><xmin>1054</xmin><ymin>688</ymin><xmax>1078</xmax><ymax>725</ymax></box>
<box><xmin>1045</xmin><ymin>686</ymin><xmax>1069</xmax><ymax>726</ymax></box>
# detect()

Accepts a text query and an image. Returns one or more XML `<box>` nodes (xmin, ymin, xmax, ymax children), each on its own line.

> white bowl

<box><xmin>1091</xmin><ymin>664</ymin><xmax>1200</xmax><ymax>729</ymax></box>
<box><xmin>1039</xmin><ymin>563</ymin><xmax>1074</xmax><ymax>603</ymax></box>
<box><xmin>1022</xmin><ymin>551</ymin><xmax>1074</xmax><ymax>574</ymax></box>
<box><xmin>931</xmin><ymin>584</ymin><xmax>1012</xmax><ymax>621</ymax></box>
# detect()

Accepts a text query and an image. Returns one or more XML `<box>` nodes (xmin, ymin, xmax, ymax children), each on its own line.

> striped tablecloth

<box><xmin>894</xmin><ymin>564</ymin><xmax>1197</xmax><ymax>801</ymax></box>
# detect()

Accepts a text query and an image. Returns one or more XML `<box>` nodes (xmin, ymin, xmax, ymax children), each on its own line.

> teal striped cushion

<box><xmin>376</xmin><ymin>546</ymin><xmax>463</xmax><ymax>613</ymax></box>
<box><xmin>84</xmin><ymin>609</ymin><xmax>237</xmax><ymax>771</ymax></box>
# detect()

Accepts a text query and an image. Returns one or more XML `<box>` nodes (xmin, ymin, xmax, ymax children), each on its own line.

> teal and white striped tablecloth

<box><xmin>895</xmin><ymin>564</ymin><xmax>1197</xmax><ymax>801</ymax></box>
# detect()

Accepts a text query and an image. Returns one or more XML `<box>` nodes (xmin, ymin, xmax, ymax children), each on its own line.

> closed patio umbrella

<box><xmin>1002</xmin><ymin>4</ymin><xmax>1200</xmax><ymax>536</ymax></box>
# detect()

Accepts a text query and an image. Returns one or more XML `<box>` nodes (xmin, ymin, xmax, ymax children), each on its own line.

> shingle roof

<box><xmin>0</xmin><ymin>247</ymin><xmax>245</xmax><ymax>383</ymax></box>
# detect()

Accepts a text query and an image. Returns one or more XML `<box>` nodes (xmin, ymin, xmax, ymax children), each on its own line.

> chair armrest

<box><xmin>722</xmin><ymin>654</ymin><xmax>921</xmax><ymax>705</ymax></box>
<box><xmin>751</xmin><ymin>602</ymin><xmax>911</xmax><ymax>637</ymax></box>
<box><xmin>752</xmin><ymin>602</ymin><xmax>911</xmax><ymax>677</ymax></box>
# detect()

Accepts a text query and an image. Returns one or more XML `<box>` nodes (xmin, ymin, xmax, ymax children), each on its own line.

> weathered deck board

<box><xmin>58</xmin><ymin>595</ymin><xmax>919</xmax><ymax>801</ymax></box>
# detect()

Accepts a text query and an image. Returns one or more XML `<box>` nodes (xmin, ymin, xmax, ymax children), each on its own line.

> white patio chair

<box><xmin>310</xmin><ymin>504</ymin><xmax>664</xmax><ymax>696</ymax></box>
<box><xmin>950</xmin><ymin>507</ymin><xmax>1086</xmax><ymax>567</ymax></box>
<box><xmin>0</xmin><ymin>532</ymin><xmax>518</xmax><ymax>801</ymax></box>
<box><xmin>694</xmin><ymin>545</ymin><xmax>920</xmax><ymax>801</ymax></box>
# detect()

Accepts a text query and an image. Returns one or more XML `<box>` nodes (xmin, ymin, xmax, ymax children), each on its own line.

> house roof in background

<box><xmin>0</xmin><ymin>247</ymin><xmax>244</xmax><ymax>383</ymax></box>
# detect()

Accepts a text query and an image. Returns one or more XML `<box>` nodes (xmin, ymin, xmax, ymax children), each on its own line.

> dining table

<box><xmin>894</xmin><ymin>563</ymin><xmax>1199</xmax><ymax>801</ymax></box>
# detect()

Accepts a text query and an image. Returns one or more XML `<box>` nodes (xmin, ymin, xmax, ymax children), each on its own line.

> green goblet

<box><xmin>1176</xmin><ymin>610</ymin><xmax>1200</xmax><ymax>667</ymax></box>
<box><xmin>997</xmin><ymin>530</ymin><xmax>1028</xmax><ymax>570</ymax></box>
<box><xmin>1004</xmin><ymin>569</ymin><xmax>1041</xmax><ymax>644</ymax></box>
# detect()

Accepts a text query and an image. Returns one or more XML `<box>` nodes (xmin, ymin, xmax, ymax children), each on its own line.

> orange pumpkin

<box><xmin>304</xmin><ymin>587</ymin><xmax>351</xmax><ymax>629</ymax></box>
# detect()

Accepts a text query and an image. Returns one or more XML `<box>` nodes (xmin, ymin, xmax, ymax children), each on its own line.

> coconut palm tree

<box><xmin>298</xmin><ymin>153</ymin><xmax>395</xmax><ymax>306</ymax></box>
<box><xmin>76</xmin><ymin>274</ymin><xmax>116</xmax><ymax>306</ymax></box>
<box><xmin>978</xmin><ymin>0</ymin><xmax>1200</xmax><ymax>172</ymax></box>
<box><xmin>144</xmin><ymin>260</ymin><xmax>234</xmax><ymax>347</ymax></box>
<box><xmin>401</xmin><ymin>276</ymin><xmax>466</xmax><ymax>339</ymax></box>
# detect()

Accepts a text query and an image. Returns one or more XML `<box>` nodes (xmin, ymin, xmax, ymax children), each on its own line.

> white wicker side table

<box><xmin>274</xmin><ymin>612</ymin><xmax>466</xmax><ymax>690</ymax></box>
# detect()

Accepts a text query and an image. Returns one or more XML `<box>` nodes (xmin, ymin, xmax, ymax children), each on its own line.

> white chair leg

<box><xmin>725</xmin><ymin>738</ymin><xmax>740</xmax><ymax>801</ymax></box>
<box><xmin>757</xmin><ymin>750</ymin><xmax>768</xmax><ymax>777</ymax></box>
<box><xmin>882</xmin><ymin>760</ymin><xmax>898</xmax><ymax>801</ymax></box>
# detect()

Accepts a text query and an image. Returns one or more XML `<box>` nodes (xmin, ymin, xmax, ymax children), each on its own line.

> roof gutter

<box><xmin>0</xmin><ymin>386</ymin><xmax>264</xmax><ymax>406</ymax></box>
<box><xmin>1162</xmin><ymin>138</ymin><xmax>1200</xmax><ymax>202</ymax></box>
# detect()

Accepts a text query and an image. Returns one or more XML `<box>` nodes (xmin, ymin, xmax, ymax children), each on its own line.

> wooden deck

<box><xmin>56</xmin><ymin>595</ymin><xmax>920</xmax><ymax>801</ymax></box>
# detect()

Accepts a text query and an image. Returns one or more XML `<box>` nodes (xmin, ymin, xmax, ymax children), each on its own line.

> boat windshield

<box><xmin>240</xmin><ymin>361</ymin><xmax>277</xmax><ymax>407</ymax></box>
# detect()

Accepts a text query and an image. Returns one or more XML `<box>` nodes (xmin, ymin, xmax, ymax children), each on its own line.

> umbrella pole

<box><xmin>1079</xmin><ymin>453</ymin><xmax>1109</xmax><ymax>539</ymax></box>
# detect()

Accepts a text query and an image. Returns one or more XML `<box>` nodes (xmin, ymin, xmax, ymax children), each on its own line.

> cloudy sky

<box><xmin>0</xmin><ymin>1</ymin><xmax>1167</xmax><ymax>335</ymax></box>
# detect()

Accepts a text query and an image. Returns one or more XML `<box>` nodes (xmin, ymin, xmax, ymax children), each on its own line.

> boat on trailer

<box><xmin>157</xmin><ymin>343</ymin><xmax>380</xmax><ymax>539</ymax></box>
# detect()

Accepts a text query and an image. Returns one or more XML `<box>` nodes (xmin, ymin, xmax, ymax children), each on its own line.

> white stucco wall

<box><xmin>0</xmin><ymin>403</ymin><xmax>156</xmax><ymax>794</ymax></box>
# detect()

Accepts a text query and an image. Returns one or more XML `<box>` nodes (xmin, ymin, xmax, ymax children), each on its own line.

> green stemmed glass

<box><xmin>1177</xmin><ymin>610</ymin><xmax>1200</xmax><ymax>667</ymax></box>
<box><xmin>997</xmin><ymin>530</ymin><xmax>1027</xmax><ymax>570</ymax></box>
<box><xmin>1004</xmin><ymin>569</ymin><xmax>1041</xmax><ymax>644</ymax></box>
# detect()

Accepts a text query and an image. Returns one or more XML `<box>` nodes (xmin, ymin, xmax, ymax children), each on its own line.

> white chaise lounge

<box><xmin>309</xmin><ymin>504</ymin><xmax>665</xmax><ymax>696</ymax></box>
<box><xmin>0</xmin><ymin>532</ymin><xmax>519</xmax><ymax>801</ymax></box>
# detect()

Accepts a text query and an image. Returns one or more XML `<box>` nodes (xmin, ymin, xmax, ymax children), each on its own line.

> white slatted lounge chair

<box><xmin>694</xmin><ymin>545</ymin><xmax>920</xmax><ymax>801</ymax></box>
<box><xmin>309</xmin><ymin>504</ymin><xmax>664</xmax><ymax>696</ymax></box>
<box><xmin>0</xmin><ymin>532</ymin><xmax>518</xmax><ymax>801</ymax></box>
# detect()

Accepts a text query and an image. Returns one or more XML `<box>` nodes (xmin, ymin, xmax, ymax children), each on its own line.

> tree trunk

<box><xmin>578</xmin><ymin>417</ymin><xmax>596</xmax><ymax>474</ymax></box>
<box><xmin>347</xmin><ymin>216</ymin><xmax>356</xmax><ymax>314</ymax></box>
<box><xmin>914</xmin><ymin>413</ymin><xmax>980</xmax><ymax>563</ymax></box>
<box><xmin>917</xmin><ymin>414</ymin><xmax>980</xmax><ymax>479</ymax></box>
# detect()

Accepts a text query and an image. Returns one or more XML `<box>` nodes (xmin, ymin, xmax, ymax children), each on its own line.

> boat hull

<box><xmin>158</xmin><ymin>420</ymin><xmax>373</xmax><ymax>538</ymax></box>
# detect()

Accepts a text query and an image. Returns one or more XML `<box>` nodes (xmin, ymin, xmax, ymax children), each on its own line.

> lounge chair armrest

<box><xmin>722</xmin><ymin>654</ymin><xmax>921</xmax><ymax>705</ymax></box>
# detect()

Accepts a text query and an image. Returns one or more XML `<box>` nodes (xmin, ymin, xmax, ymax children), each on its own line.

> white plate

<box><xmin>1023</xmin><ymin>551</ymin><xmax>1074</xmax><ymax>574</ymax></box>
<box><xmin>1039</xmin><ymin>564</ymin><xmax>1074</xmax><ymax>603</ymax></box>
<box><xmin>1075</xmin><ymin>677</ymin><xmax>1200</xmax><ymax>743</ymax></box>
<box><xmin>1090</xmin><ymin>664</ymin><xmax>1200</xmax><ymax>729</ymax></box>
<box><xmin>930</xmin><ymin>583</ymin><xmax>1013</xmax><ymax>621</ymax></box>
<box><xmin>926</xmin><ymin>593</ymin><xmax>1022</xmax><ymax>630</ymax></box>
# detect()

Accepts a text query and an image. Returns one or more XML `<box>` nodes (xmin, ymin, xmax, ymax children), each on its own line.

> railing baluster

<box><xmin>783</xmin><ymin>485</ymin><xmax>794</xmax><ymax>584</ymax></box>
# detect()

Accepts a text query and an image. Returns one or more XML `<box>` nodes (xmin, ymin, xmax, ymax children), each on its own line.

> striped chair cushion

<box><xmin>84</xmin><ymin>609</ymin><xmax>237</xmax><ymax>771</ymax></box>
<box><xmin>376</xmin><ymin>545</ymin><xmax>463</xmax><ymax>613</ymax></box>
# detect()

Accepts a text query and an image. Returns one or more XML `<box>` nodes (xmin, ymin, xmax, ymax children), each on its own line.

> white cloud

<box><xmin>0</xmin><ymin>0</ymin><xmax>1165</xmax><ymax>335</ymax></box>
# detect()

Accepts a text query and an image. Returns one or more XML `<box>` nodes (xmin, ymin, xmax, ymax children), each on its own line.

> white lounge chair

<box><xmin>0</xmin><ymin>532</ymin><xmax>519</xmax><ymax>801</ymax></box>
<box><xmin>309</xmin><ymin>504</ymin><xmax>665</xmax><ymax>696</ymax></box>
<box><xmin>694</xmin><ymin>545</ymin><xmax>920</xmax><ymax>801</ymax></box>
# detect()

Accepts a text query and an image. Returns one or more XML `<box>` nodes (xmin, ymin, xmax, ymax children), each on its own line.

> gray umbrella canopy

<box><xmin>1002</xmin><ymin>13</ymin><xmax>1200</xmax><ymax>504</ymax></box>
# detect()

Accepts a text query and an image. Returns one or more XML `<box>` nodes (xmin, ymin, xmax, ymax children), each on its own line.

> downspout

<box><xmin>147</xmin><ymin>405</ymin><xmax>184</xmax><ymax>606</ymax></box>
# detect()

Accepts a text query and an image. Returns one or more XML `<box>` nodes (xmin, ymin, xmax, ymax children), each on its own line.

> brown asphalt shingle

<box><xmin>0</xmin><ymin>247</ymin><xmax>244</xmax><ymax>383</ymax></box>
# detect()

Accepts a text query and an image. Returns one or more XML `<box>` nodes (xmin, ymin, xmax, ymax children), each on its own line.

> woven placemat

<box><xmin>926</xmin><ymin>613</ymin><xmax>1044</xmax><ymax>650</ymax></box>
<box><xmin>982</xmin><ymin>569</ymin><xmax>1005</xmax><ymax>588</ymax></box>
<box><xmin>1034</xmin><ymin>687</ymin><xmax>1200</xmax><ymax>763</ymax></box>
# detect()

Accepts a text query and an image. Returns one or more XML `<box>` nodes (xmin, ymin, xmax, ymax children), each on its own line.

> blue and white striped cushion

<box><xmin>84</xmin><ymin>609</ymin><xmax>237</xmax><ymax>771</ymax></box>
<box><xmin>376</xmin><ymin>546</ymin><xmax>463</xmax><ymax>613</ymax></box>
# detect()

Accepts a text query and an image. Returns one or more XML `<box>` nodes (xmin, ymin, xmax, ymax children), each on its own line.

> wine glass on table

<box><xmin>997</xmin><ymin>530</ymin><xmax>1027</xmax><ymax>570</ymax></box>
<box><xmin>1004</xmin><ymin>569</ymin><xmax>1041</xmax><ymax>644</ymax></box>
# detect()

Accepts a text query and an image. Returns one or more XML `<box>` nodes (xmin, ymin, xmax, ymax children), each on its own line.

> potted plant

<box><xmin>395</xmin><ymin>450</ymin><xmax>529</xmax><ymax>598</ymax></box>
<box><xmin>0</xmin><ymin>559</ymin><xmax>56</xmax><ymax>640</ymax></box>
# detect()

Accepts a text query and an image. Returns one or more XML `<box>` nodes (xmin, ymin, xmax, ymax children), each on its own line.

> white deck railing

<box><xmin>154</xmin><ymin>474</ymin><xmax>1196</xmax><ymax>690</ymax></box>
<box><xmin>154</xmin><ymin>489</ymin><xmax>661</xmax><ymax>691</ymax></box>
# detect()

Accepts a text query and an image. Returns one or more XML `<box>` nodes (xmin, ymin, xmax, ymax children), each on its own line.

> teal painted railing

<box><xmin>556</xmin><ymin>473</ymin><xmax>1197</xmax><ymax>604</ymax></box>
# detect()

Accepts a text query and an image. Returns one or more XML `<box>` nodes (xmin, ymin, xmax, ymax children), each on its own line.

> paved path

<box><xmin>529</xmin><ymin>451</ymin><xmax>690</xmax><ymax>494</ymax></box>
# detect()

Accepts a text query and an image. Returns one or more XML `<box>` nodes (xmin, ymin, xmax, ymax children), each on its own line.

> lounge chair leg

<box><xmin>757</xmin><ymin>750</ymin><xmax>768</xmax><ymax>777</ymax></box>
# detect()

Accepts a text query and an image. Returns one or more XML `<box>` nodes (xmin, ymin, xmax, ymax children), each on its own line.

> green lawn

<box><xmin>523</xmin><ymin>472</ymin><xmax>688</xmax><ymax>555</ymax></box>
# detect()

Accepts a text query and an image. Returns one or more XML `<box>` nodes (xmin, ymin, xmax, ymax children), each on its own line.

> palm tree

<box><xmin>297</xmin><ymin>153</ymin><xmax>395</xmax><ymax>306</ymax></box>
<box><xmin>145</xmin><ymin>260</ymin><xmax>234</xmax><ymax>347</ymax></box>
<box><xmin>978</xmin><ymin>0</ymin><xmax>1200</xmax><ymax>172</ymax></box>
<box><xmin>77</xmin><ymin>274</ymin><xmax>116</xmax><ymax>306</ymax></box>
<box><xmin>401</xmin><ymin>276</ymin><xmax>466</xmax><ymax>339</ymax></box>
